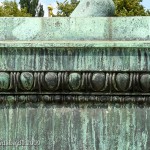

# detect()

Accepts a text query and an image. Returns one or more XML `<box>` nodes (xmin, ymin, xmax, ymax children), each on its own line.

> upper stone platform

<box><xmin>0</xmin><ymin>17</ymin><xmax>150</xmax><ymax>41</ymax></box>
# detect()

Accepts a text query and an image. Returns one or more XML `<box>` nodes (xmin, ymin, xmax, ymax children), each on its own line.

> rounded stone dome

<box><xmin>70</xmin><ymin>0</ymin><xmax>115</xmax><ymax>17</ymax></box>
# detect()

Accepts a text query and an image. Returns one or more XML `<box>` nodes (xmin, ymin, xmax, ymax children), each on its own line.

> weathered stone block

<box><xmin>0</xmin><ymin>17</ymin><xmax>149</xmax><ymax>149</ymax></box>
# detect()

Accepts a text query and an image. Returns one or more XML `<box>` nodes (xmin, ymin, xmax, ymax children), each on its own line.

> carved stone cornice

<box><xmin>0</xmin><ymin>71</ymin><xmax>149</xmax><ymax>103</ymax></box>
<box><xmin>0</xmin><ymin>17</ymin><xmax>150</xmax><ymax>104</ymax></box>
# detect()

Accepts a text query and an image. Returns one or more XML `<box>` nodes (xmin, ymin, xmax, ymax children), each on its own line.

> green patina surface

<box><xmin>0</xmin><ymin>47</ymin><xmax>148</xmax><ymax>71</ymax></box>
<box><xmin>0</xmin><ymin>17</ymin><xmax>149</xmax><ymax>149</ymax></box>
<box><xmin>0</xmin><ymin>104</ymin><xmax>149</xmax><ymax>150</ymax></box>
<box><xmin>0</xmin><ymin>17</ymin><xmax>150</xmax><ymax>41</ymax></box>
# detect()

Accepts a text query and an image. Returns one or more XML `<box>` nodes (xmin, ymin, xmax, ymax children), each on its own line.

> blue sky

<box><xmin>0</xmin><ymin>0</ymin><xmax>150</xmax><ymax>17</ymax></box>
<box><xmin>142</xmin><ymin>0</ymin><xmax>150</xmax><ymax>9</ymax></box>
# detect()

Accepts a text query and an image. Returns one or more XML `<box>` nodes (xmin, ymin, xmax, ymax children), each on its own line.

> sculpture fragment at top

<box><xmin>70</xmin><ymin>0</ymin><xmax>115</xmax><ymax>17</ymax></box>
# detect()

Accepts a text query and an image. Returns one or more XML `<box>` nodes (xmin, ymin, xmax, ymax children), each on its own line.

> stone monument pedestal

<box><xmin>0</xmin><ymin>16</ymin><xmax>150</xmax><ymax>149</ymax></box>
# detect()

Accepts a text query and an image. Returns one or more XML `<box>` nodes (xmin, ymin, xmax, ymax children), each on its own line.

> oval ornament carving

<box><xmin>91</xmin><ymin>73</ymin><xmax>105</xmax><ymax>91</ymax></box>
<box><xmin>140</xmin><ymin>74</ymin><xmax>150</xmax><ymax>92</ymax></box>
<box><xmin>20</xmin><ymin>72</ymin><xmax>33</xmax><ymax>90</ymax></box>
<box><xmin>0</xmin><ymin>73</ymin><xmax>10</xmax><ymax>90</ymax></box>
<box><xmin>69</xmin><ymin>73</ymin><xmax>81</xmax><ymax>91</ymax></box>
<box><xmin>45</xmin><ymin>72</ymin><xmax>58</xmax><ymax>90</ymax></box>
<box><xmin>116</xmin><ymin>73</ymin><xmax>130</xmax><ymax>91</ymax></box>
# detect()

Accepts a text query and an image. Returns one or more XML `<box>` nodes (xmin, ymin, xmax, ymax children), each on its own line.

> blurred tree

<box><xmin>53</xmin><ymin>0</ymin><xmax>150</xmax><ymax>17</ymax></box>
<box><xmin>114</xmin><ymin>0</ymin><xmax>150</xmax><ymax>16</ymax></box>
<box><xmin>53</xmin><ymin>0</ymin><xmax>79</xmax><ymax>17</ymax></box>
<box><xmin>0</xmin><ymin>0</ymin><xmax>31</xmax><ymax>17</ymax></box>
<box><xmin>19</xmin><ymin>0</ymin><xmax>44</xmax><ymax>17</ymax></box>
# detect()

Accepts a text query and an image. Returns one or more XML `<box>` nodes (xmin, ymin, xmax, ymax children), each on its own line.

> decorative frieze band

<box><xmin>0</xmin><ymin>95</ymin><xmax>150</xmax><ymax>104</ymax></box>
<box><xmin>0</xmin><ymin>71</ymin><xmax>150</xmax><ymax>94</ymax></box>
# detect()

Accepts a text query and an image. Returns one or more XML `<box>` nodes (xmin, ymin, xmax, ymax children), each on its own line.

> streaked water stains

<box><xmin>0</xmin><ymin>47</ymin><xmax>149</xmax><ymax>71</ymax></box>
<box><xmin>0</xmin><ymin>103</ymin><xmax>149</xmax><ymax>149</ymax></box>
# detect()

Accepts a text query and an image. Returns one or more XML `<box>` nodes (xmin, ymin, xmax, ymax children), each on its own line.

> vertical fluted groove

<box><xmin>0</xmin><ymin>47</ymin><xmax>149</xmax><ymax>71</ymax></box>
<box><xmin>0</xmin><ymin>104</ymin><xmax>148</xmax><ymax>149</ymax></box>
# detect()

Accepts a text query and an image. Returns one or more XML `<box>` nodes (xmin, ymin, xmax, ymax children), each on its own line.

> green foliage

<box><xmin>0</xmin><ymin>0</ymin><xmax>31</xmax><ymax>17</ymax></box>
<box><xmin>19</xmin><ymin>0</ymin><xmax>44</xmax><ymax>17</ymax></box>
<box><xmin>113</xmin><ymin>0</ymin><xmax>150</xmax><ymax>16</ymax></box>
<box><xmin>53</xmin><ymin>0</ymin><xmax>79</xmax><ymax>17</ymax></box>
<box><xmin>54</xmin><ymin>0</ymin><xmax>150</xmax><ymax>17</ymax></box>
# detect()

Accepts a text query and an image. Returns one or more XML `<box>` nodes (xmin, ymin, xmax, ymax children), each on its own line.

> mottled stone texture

<box><xmin>0</xmin><ymin>17</ymin><xmax>150</xmax><ymax>149</ymax></box>
<box><xmin>0</xmin><ymin>17</ymin><xmax>150</xmax><ymax>41</ymax></box>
